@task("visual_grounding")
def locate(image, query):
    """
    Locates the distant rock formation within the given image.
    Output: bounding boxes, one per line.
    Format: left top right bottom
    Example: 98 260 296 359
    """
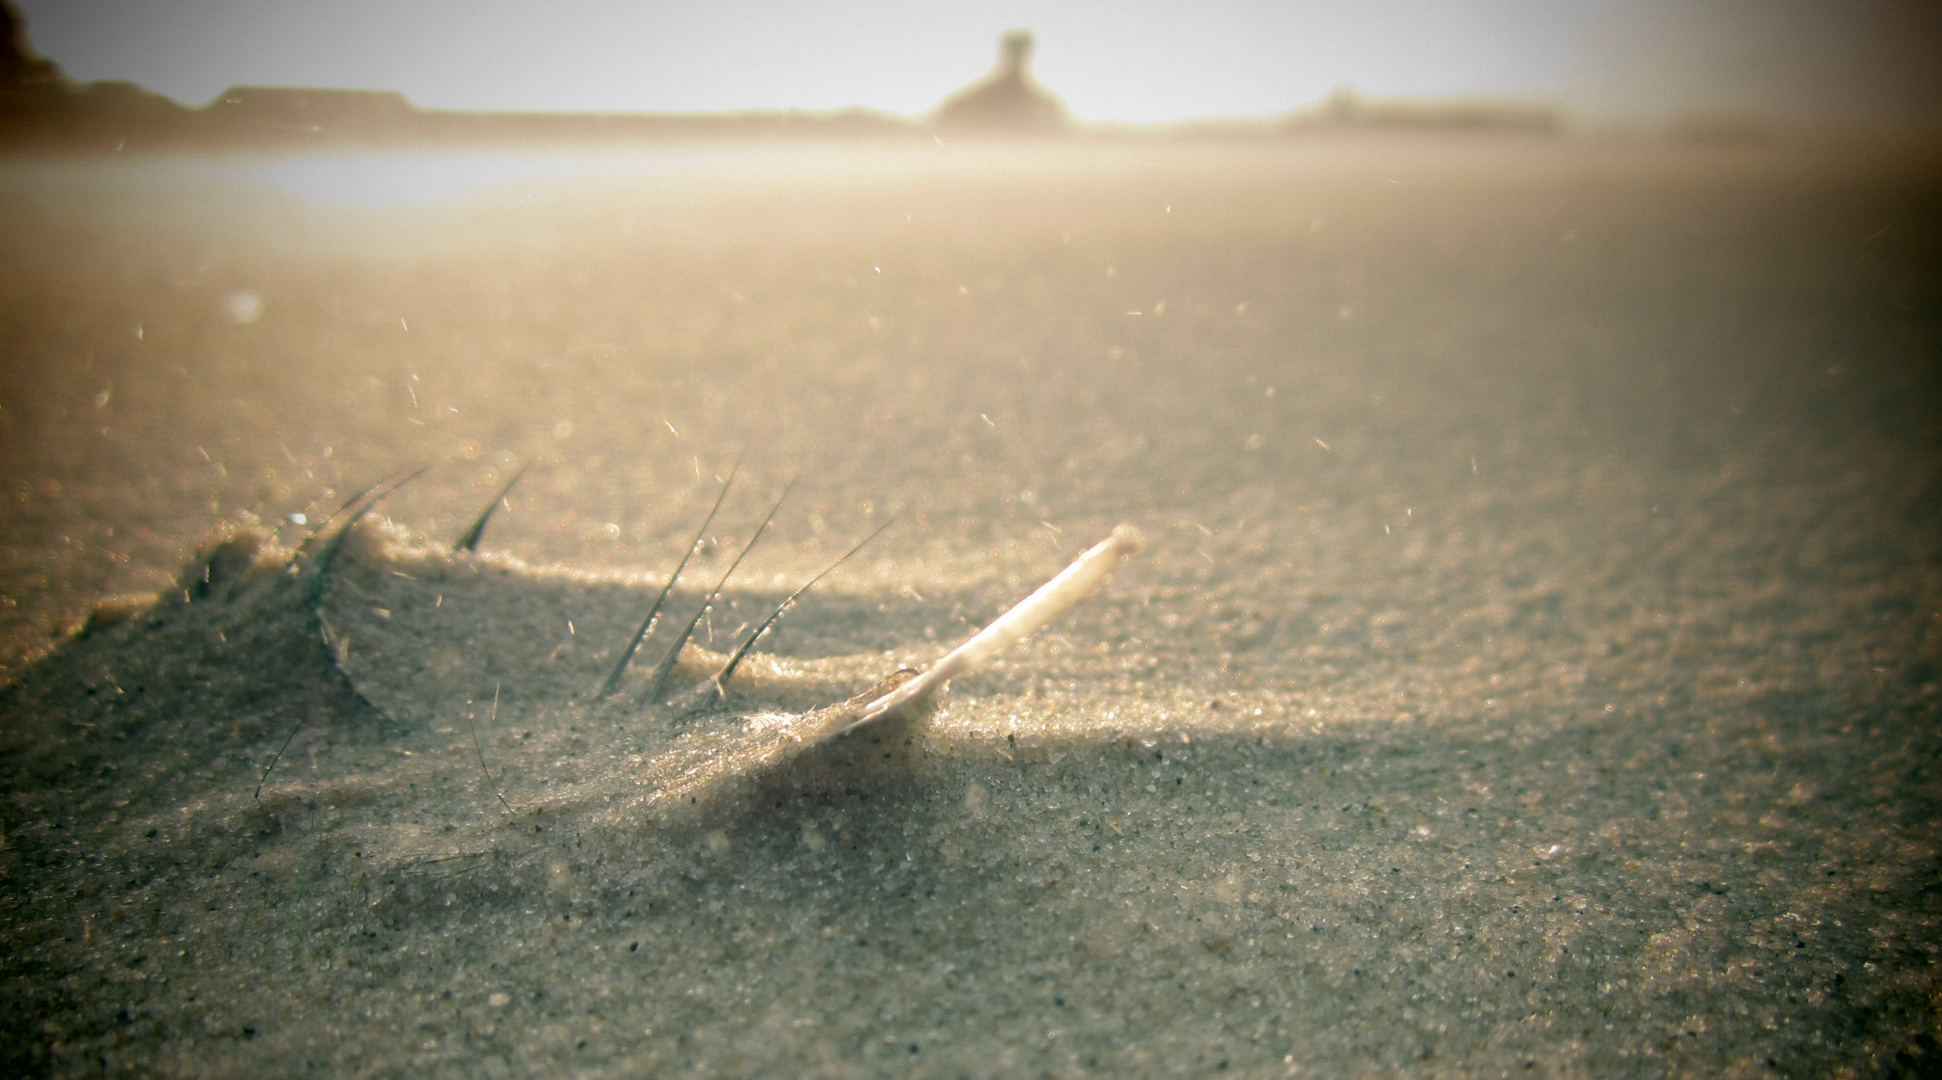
0 0 932 153
0 0 197 149
933 30 1069 134
1 0 66 118
1294 85 1561 134
205 86 419 141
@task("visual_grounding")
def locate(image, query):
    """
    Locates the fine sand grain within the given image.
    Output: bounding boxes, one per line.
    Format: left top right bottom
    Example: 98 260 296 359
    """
2 138 1939 1077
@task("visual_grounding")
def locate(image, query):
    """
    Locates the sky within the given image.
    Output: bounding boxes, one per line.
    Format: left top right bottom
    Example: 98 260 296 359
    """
16 0 1942 130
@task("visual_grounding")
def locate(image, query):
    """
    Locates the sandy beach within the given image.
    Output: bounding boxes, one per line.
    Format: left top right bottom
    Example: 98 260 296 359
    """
1 136 1938 1077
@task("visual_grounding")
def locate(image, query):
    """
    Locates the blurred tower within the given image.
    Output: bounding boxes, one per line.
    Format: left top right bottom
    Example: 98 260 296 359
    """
933 30 1069 134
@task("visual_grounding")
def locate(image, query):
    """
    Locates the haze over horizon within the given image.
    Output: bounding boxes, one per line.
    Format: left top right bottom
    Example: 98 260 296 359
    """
16 0 1942 133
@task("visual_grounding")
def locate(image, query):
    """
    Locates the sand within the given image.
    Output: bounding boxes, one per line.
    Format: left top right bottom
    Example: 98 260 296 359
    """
1 137 1939 1077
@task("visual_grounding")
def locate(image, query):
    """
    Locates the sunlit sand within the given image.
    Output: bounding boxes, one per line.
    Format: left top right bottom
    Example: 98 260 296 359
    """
2 137 1938 1077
